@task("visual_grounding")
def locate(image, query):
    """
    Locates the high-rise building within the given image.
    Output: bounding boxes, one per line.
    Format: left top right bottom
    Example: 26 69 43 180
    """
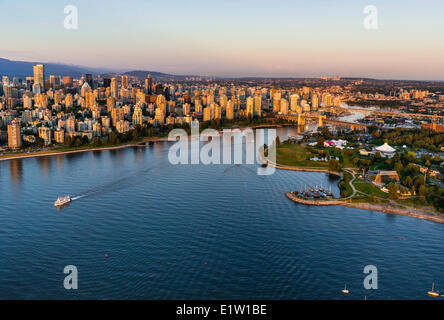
254 95 262 117
132 106 143 125
103 78 111 88
280 99 288 114
63 76 73 87
214 104 221 120
110 78 118 98
246 96 254 117
33 64 45 92
183 103 191 116
203 107 212 121
55 130 65 144
86 74 93 89
121 75 128 89
226 100 234 120
145 74 152 94
290 94 299 112
311 94 319 110
65 94 73 108
8 119 21 149
38 127 52 146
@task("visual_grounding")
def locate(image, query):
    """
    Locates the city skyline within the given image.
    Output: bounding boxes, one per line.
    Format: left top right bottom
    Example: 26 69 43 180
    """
1 0 443 80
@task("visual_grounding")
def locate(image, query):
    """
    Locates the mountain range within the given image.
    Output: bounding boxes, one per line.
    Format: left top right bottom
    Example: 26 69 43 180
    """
0 58 189 80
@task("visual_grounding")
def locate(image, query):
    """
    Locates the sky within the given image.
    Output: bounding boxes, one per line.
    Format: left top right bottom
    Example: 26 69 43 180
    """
1 0 443 80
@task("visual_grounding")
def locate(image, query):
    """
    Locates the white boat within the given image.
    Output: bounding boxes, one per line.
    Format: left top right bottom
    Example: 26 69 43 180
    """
428 283 439 298
342 284 349 294
54 195 72 207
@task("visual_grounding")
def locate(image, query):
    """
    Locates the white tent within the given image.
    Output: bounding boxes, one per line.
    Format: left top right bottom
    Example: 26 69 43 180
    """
376 143 396 153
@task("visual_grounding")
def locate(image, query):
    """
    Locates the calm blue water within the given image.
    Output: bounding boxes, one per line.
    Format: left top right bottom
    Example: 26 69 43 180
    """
0 128 443 300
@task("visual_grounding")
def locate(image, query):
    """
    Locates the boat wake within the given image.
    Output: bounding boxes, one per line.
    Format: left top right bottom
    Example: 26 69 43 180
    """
71 195 86 201
68 162 166 202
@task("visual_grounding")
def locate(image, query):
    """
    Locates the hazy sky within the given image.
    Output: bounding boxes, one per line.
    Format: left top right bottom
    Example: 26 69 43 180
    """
1 0 443 79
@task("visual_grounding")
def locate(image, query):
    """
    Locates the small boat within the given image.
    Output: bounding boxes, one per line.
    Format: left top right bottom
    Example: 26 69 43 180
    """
325 185 333 197
428 283 439 298
54 195 72 207
313 192 323 199
342 285 349 294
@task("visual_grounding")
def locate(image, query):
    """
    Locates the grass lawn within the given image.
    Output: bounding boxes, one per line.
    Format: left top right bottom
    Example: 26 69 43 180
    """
340 171 354 198
353 179 389 199
275 144 329 167
341 151 357 168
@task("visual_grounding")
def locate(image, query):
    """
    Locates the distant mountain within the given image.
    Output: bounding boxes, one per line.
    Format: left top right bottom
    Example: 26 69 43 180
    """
0 58 118 79
122 70 198 80
123 70 174 78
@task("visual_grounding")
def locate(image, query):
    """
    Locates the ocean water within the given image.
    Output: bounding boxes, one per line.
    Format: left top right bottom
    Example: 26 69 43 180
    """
0 128 443 299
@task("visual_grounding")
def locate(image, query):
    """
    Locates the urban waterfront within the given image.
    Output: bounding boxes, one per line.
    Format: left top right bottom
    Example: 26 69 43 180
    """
0 129 443 300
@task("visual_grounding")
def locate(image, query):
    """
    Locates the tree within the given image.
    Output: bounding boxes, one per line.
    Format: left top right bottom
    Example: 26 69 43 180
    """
328 159 342 172
108 131 117 144
64 135 72 147
387 182 399 199
132 130 139 141
394 161 403 173
418 185 428 198
91 137 102 147
316 136 325 148
35 137 45 148
374 152 382 161
403 176 413 188
425 160 431 167
406 152 417 163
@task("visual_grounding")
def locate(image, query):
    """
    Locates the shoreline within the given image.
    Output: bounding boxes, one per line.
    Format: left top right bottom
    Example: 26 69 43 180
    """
261 153 444 225
0 123 284 162
0 137 169 162
285 192 444 225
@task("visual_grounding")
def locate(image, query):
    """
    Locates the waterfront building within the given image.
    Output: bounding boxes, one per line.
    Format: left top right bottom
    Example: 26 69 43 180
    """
55 129 65 144
66 117 76 133
7 119 21 149
38 127 52 146
116 120 130 133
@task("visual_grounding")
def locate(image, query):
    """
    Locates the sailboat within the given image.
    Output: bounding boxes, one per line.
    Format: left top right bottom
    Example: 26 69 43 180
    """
428 283 439 298
342 284 349 294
